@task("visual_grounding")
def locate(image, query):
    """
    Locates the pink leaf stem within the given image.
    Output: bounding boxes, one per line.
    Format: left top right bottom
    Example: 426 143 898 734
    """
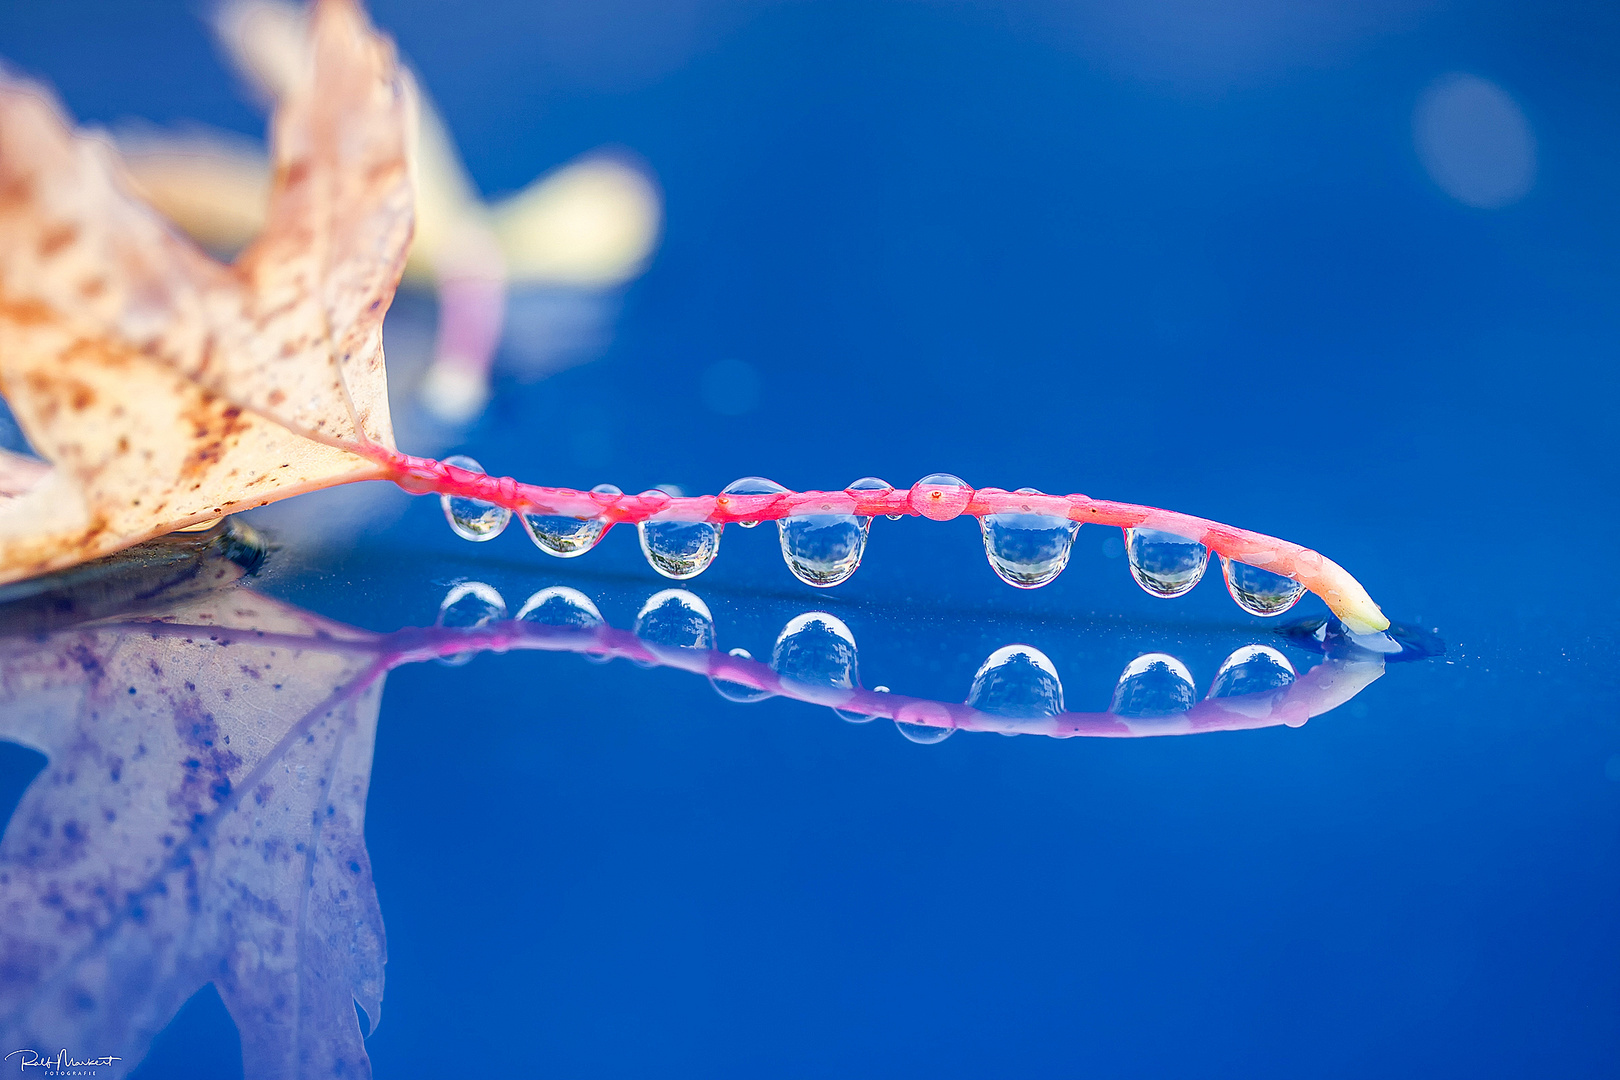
371 448 1389 633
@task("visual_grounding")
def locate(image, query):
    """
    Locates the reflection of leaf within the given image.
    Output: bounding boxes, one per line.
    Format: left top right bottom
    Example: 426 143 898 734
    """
0 575 388 1078
0 0 409 585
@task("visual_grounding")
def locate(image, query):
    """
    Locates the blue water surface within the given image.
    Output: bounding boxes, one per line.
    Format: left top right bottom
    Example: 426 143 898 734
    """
2 0 1618 1076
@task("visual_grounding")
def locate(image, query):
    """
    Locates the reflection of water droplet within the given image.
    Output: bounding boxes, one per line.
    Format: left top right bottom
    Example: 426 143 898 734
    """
908 473 971 521
515 586 604 630
633 590 716 656
1220 557 1305 617
638 518 723 579
1126 527 1208 598
836 684 889 724
967 644 1065 718
771 613 859 704
720 476 788 528
521 483 620 556
895 700 954 744
1207 645 1296 698
980 492 1079 588
779 513 870 587
711 646 775 703
436 581 507 666
440 455 511 541
1109 653 1196 717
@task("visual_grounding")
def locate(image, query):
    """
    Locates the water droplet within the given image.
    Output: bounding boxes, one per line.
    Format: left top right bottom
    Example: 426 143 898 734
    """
521 483 620 557
771 612 860 711
632 590 716 662
979 492 1079 588
435 581 507 666
844 476 900 520
908 473 972 521
966 645 1066 718
720 476 788 527
778 512 870 587
895 700 955 743
638 519 723 579
439 455 510 541
515 586 604 630
711 646 776 704
847 476 893 494
1208 645 1297 698
1109 653 1197 717
1220 557 1306 617
1277 616 1445 662
1125 527 1209 598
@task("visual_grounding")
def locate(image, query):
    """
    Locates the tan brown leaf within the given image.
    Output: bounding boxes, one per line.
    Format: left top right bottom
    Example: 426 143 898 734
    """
0 0 411 586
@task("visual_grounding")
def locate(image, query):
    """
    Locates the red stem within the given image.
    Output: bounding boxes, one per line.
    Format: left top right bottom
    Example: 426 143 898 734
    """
366 446 1390 634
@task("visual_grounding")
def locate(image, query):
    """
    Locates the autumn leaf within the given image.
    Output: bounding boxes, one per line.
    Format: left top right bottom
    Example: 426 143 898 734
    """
0 0 410 586
0 537 388 1079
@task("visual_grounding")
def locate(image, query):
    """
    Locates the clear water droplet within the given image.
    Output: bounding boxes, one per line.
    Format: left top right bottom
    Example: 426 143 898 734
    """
908 472 972 521
895 700 955 743
638 519 723 579
1125 527 1209 598
843 475 900 520
966 645 1066 718
778 512 870 587
1220 557 1306 616
515 586 604 630
521 483 620 557
435 581 507 666
979 498 1079 588
1208 644 1297 698
720 476 788 527
632 590 716 663
1109 653 1197 717
710 646 776 703
439 455 510 541
771 613 860 711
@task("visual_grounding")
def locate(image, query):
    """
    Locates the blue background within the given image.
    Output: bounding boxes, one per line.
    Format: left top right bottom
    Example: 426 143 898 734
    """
2 0 1619 1076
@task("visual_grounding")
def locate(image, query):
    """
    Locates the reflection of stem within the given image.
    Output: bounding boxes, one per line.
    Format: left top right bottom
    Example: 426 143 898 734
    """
383 623 1385 738
365 448 1388 634
111 617 1384 739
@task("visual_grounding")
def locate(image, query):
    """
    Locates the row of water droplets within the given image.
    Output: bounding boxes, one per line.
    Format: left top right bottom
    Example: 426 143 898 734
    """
436 582 1304 743
439 461 1306 617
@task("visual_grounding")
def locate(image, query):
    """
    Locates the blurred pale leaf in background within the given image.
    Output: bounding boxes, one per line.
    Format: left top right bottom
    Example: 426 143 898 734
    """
122 0 664 426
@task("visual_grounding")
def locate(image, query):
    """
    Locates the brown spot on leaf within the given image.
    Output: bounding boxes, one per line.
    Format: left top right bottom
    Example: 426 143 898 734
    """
178 395 251 480
37 222 78 258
